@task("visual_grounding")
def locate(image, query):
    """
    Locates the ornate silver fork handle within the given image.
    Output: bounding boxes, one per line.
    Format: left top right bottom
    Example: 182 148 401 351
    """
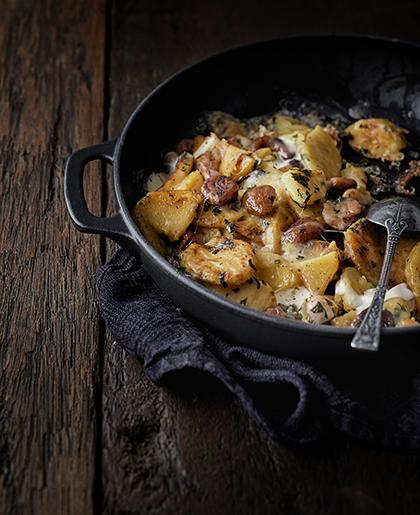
350 216 408 352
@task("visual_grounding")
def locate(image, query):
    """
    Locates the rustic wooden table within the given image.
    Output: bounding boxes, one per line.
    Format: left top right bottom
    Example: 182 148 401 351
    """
2 1 420 514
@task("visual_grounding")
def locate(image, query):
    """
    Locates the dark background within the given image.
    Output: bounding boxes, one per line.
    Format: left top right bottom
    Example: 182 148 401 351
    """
1 1 420 514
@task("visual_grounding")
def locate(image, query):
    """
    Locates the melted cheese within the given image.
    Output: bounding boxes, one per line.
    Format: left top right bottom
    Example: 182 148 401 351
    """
275 286 310 310
335 280 415 314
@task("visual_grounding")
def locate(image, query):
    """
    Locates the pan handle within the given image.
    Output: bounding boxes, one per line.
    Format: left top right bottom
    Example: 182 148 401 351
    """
64 140 138 253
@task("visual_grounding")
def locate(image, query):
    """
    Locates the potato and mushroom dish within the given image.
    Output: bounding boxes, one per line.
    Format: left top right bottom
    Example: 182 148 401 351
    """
132 110 420 327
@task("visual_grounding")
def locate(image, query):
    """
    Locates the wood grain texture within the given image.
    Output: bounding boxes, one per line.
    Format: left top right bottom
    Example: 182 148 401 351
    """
102 1 420 515
0 1 105 513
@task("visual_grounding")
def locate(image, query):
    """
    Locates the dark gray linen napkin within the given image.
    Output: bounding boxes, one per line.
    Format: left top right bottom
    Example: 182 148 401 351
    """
96 249 420 448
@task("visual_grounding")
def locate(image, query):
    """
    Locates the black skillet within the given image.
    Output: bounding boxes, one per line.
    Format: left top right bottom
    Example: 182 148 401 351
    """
64 35 420 368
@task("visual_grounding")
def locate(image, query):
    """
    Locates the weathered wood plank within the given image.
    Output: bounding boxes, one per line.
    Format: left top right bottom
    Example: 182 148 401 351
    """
0 1 106 513
102 1 420 514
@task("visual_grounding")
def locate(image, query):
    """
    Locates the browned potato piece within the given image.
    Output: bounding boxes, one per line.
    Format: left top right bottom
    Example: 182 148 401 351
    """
345 118 407 161
180 237 255 287
287 200 323 223
132 212 167 255
274 115 311 135
234 215 266 245
303 126 342 179
391 238 417 284
196 205 244 228
210 280 276 311
344 218 383 284
282 168 327 208
218 139 256 180
344 219 416 285
331 310 357 327
134 190 202 241
405 243 420 298
383 297 416 324
193 227 223 245
261 206 296 254
159 152 194 190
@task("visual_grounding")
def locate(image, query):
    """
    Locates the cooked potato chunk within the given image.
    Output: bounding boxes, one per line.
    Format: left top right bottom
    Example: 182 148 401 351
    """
180 237 255 287
391 238 417 284
196 205 244 228
160 152 194 190
287 199 323 222
193 227 223 245
233 215 266 245
282 240 340 264
260 205 295 254
405 242 420 296
344 218 416 285
345 118 407 161
331 310 357 327
274 115 311 136
383 297 416 324
174 170 204 192
282 168 327 208
303 126 342 179
131 212 167 255
135 190 202 241
218 139 256 180
255 250 301 290
294 250 340 295
210 280 276 311
344 218 383 284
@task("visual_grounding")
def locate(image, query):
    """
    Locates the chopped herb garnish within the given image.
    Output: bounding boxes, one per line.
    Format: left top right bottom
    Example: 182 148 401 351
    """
226 222 236 233
291 171 310 189
310 301 326 314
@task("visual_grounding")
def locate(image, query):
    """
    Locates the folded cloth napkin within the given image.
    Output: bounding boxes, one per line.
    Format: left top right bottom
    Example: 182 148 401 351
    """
97 249 420 448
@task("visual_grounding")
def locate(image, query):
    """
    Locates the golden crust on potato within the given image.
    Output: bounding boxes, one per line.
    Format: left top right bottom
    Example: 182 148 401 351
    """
406 243 420 296
344 218 384 284
133 190 202 242
281 168 327 208
303 126 342 179
180 237 255 287
345 118 407 161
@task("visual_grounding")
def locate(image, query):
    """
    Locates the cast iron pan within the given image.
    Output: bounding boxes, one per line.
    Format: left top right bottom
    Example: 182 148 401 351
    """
65 35 420 368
